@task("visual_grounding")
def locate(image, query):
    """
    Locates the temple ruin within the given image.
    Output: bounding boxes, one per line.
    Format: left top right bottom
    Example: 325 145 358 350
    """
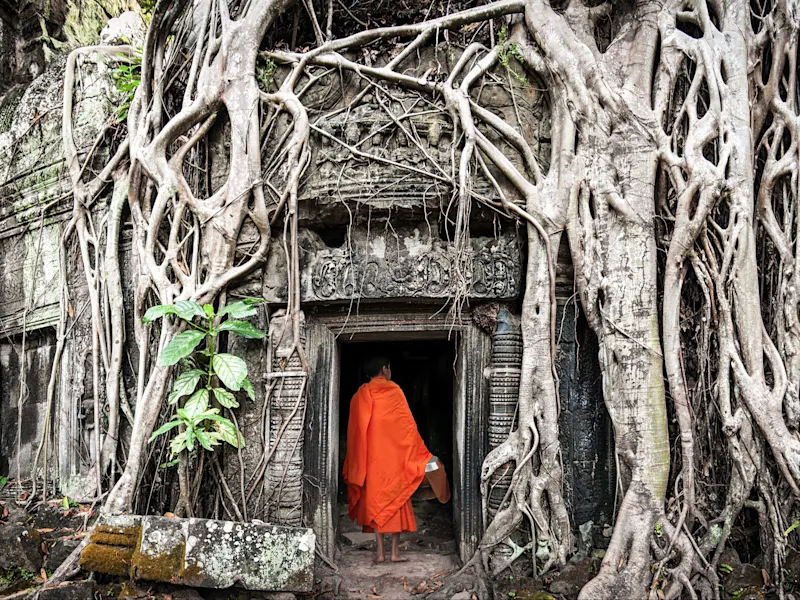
0 25 614 570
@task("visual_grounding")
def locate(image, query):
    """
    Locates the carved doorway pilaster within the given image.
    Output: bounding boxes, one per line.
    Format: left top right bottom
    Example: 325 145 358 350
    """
301 308 491 563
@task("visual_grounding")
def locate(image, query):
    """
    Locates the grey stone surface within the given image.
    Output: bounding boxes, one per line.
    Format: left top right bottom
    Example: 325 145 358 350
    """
44 538 80 572
263 227 522 304
100 11 146 46
168 590 205 600
82 514 315 592
341 532 374 548
36 580 96 600
181 517 314 591
0 524 43 572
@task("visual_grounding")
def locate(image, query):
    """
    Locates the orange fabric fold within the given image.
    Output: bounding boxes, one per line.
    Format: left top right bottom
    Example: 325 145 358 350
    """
342 376 432 532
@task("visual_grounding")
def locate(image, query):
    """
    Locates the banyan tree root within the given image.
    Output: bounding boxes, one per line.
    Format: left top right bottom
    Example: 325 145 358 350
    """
48 0 800 598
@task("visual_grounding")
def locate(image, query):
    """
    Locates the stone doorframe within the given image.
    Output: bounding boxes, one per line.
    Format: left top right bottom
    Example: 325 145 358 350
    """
302 307 492 562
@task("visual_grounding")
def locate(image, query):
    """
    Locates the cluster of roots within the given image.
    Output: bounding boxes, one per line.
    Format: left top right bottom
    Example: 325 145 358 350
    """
32 0 800 598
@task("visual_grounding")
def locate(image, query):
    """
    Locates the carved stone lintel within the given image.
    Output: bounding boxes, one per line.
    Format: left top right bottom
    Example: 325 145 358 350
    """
263 226 522 304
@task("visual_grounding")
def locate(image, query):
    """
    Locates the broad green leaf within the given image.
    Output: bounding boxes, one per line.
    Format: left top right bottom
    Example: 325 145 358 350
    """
170 430 189 455
215 418 245 448
159 330 206 366
148 419 181 443
217 300 258 319
195 429 219 451
168 369 204 404
177 407 191 422
143 304 175 323
184 388 210 419
185 426 196 451
216 320 266 339
195 408 221 419
785 521 800 536
212 353 248 391
203 304 215 318
213 387 239 408
174 300 207 322
241 378 255 401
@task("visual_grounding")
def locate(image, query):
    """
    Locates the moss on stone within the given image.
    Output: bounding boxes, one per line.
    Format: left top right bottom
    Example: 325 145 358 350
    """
79 543 135 576
130 539 186 583
90 532 138 547
61 0 141 49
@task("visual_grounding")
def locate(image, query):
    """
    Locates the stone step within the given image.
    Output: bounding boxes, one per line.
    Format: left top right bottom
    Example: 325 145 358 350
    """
80 514 314 592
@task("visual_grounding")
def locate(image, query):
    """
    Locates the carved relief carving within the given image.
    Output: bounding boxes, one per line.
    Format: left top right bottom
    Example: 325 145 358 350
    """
300 229 520 302
300 91 477 207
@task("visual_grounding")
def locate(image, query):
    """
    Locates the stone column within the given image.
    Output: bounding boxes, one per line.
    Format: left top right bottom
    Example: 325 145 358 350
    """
266 311 307 526
486 308 522 515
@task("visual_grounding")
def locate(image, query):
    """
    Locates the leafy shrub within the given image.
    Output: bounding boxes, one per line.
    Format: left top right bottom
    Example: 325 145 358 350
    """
144 298 266 462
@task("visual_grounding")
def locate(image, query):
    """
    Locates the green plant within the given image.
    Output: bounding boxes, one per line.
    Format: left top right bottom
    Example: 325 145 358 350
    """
495 25 528 85
784 521 799 536
719 563 733 574
18 569 35 583
256 59 277 91
60 495 78 510
145 298 266 460
111 52 142 122
0 475 7 491
654 521 663 537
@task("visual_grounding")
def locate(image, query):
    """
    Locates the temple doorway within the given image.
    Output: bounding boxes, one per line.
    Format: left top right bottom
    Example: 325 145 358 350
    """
337 339 457 554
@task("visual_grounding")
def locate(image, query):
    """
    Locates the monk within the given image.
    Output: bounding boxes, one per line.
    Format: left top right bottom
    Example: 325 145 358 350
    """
342 356 432 563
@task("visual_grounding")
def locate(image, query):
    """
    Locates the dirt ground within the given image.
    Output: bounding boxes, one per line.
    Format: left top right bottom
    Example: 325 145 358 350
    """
334 498 462 599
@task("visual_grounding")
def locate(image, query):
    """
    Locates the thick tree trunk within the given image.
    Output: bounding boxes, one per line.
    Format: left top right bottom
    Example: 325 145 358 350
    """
576 129 669 599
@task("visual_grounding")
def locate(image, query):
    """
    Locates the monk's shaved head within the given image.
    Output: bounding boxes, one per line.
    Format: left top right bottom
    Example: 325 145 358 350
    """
364 355 391 379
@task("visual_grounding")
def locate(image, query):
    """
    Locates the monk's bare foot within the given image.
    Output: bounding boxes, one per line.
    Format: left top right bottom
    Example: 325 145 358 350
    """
373 555 385 564
390 556 409 562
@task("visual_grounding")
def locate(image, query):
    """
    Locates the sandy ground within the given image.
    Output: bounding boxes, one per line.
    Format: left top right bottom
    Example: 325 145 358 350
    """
335 498 461 599
336 546 461 599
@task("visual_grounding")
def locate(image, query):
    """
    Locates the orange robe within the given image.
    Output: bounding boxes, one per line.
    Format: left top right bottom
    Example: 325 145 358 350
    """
342 376 432 533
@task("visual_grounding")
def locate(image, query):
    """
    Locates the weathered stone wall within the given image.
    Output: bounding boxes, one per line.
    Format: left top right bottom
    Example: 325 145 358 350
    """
0 48 121 494
0 1 139 97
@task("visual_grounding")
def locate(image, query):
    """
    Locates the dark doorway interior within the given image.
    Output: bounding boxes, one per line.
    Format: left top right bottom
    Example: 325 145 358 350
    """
337 339 456 551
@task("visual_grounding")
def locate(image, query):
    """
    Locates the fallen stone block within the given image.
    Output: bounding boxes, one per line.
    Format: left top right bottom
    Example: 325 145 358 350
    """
44 539 81 572
79 515 139 577
0 524 43 572
80 514 315 592
36 580 96 600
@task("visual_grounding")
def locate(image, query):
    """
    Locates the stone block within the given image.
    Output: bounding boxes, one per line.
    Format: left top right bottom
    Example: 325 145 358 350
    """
36 580 96 600
44 539 80 572
263 227 522 304
81 514 315 592
79 514 139 577
179 518 314 591
0 524 43 572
